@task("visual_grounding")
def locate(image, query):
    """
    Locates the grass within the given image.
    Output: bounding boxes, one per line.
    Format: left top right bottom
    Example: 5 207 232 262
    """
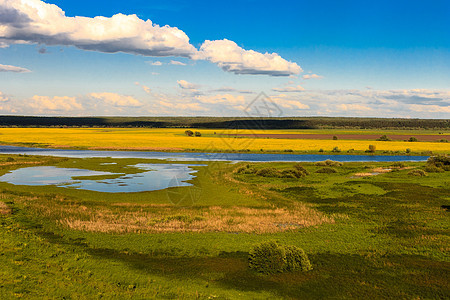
0 127 449 154
0 154 449 299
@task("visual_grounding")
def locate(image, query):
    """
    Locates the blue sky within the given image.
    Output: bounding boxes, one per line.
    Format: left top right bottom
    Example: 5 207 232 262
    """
0 0 449 117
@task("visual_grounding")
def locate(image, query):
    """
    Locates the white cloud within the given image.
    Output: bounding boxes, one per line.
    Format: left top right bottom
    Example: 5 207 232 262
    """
169 60 186 66
302 74 323 80
89 92 143 107
177 80 199 90
0 63 31 73
148 61 162 66
0 0 303 77
336 103 373 111
142 85 151 94
0 0 196 57
272 85 305 92
197 94 245 105
29 95 83 112
0 91 9 101
195 39 301 76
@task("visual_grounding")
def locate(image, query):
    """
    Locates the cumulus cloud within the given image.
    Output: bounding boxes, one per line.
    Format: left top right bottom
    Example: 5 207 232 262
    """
0 91 9 102
29 95 82 112
195 39 301 76
89 92 143 107
169 60 186 66
302 74 323 80
177 80 199 90
0 63 31 72
0 0 302 76
148 61 162 66
0 0 196 57
272 85 305 92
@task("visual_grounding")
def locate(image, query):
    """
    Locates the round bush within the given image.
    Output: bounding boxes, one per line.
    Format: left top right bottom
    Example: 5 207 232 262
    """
249 241 312 274
284 245 313 272
248 241 286 274
293 163 310 175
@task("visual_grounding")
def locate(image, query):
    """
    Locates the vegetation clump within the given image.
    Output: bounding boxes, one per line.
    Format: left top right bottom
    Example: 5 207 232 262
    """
315 160 343 167
293 163 310 176
316 167 338 173
366 145 376 153
427 155 450 172
377 135 391 141
331 147 341 153
408 136 418 142
248 241 312 274
184 130 194 136
408 169 427 176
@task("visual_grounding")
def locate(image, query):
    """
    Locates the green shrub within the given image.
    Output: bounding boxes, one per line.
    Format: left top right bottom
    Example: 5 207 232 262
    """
408 136 418 142
6 157 15 162
424 165 444 173
184 130 194 136
439 139 448 143
249 241 312 274
406 148 411 153
315 160 343 167
318 149 324 152
377 135 391 141
194 131 202 137
256 167 280 177
332 136 338 140
280 168 305 178
293 163 310 176
248 241 286 274
316 167 338 173
390 162 406 168
366 145 376 153
331 147 341 153
235 164 256 174
408 169 427 176
284 245 313 272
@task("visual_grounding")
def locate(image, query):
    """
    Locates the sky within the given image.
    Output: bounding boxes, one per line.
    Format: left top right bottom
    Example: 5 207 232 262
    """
0 0 449 118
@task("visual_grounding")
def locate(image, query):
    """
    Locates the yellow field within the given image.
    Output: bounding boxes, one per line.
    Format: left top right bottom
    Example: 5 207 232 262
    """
0 128 449 153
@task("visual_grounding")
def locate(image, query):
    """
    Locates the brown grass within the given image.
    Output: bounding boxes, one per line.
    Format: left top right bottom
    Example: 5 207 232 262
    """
0 201 11 215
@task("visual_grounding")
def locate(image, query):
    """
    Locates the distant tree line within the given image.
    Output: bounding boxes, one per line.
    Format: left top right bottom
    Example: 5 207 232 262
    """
0 116 448 130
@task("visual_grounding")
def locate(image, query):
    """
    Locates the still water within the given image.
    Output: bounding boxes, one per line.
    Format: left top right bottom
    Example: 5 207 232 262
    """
0 164 199 193
0 146 429 162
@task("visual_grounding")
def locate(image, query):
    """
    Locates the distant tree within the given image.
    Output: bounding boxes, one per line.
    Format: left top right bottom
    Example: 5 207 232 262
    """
366 145 376 153
377 135 390 141
408 137 418 142
332 136 338 140
331 147 341 153
194 131 202 137
185 130 194 136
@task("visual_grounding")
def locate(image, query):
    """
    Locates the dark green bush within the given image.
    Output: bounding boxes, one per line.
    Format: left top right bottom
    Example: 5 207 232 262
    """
316 167 338 173
331 147 341 153
425 165 444 173
6 157 15 162
377 135 391 141
194 131 202 137
390 162 406 168
184 130 193 136
235 164 256 174
249 241 312 274
284 245 313 272
408 136 418 142
248 241 286 274
408 169 427 176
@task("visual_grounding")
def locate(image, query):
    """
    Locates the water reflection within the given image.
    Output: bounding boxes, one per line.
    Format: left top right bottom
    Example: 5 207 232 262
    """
0 164 201 193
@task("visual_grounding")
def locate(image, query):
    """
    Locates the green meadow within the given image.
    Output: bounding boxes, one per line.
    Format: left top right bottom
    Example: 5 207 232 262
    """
0 154 449 299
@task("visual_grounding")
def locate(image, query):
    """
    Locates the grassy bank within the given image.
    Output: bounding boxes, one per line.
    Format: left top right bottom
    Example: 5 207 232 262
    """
0 154 449 298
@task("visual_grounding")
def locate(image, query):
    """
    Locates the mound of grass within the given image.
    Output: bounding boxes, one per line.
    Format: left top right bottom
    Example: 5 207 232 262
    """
316 167 338 173
427 155 450 171
248 241 312 274
315 160 343 167
408 169 428 176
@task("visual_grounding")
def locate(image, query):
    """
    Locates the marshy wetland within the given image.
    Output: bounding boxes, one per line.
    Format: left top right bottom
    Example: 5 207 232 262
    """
0 145 449 298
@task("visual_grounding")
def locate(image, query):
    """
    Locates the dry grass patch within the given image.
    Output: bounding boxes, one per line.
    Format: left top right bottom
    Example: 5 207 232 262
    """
0 201 12 215
42 202 333 234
